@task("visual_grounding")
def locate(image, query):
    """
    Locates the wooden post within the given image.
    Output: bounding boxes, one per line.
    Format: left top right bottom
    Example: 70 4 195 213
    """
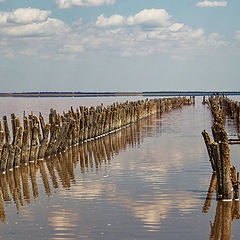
2 116 11 144
38 123 51 160
211 143 222 199
219 141 232 200
21 119 30 165
0 144 9 173
29 124 39 163
11 113 17 144
14 120 23 168
231 167 240 201
202 130 215 171
45 123 58 157
0 126 5 159
7 144 15 170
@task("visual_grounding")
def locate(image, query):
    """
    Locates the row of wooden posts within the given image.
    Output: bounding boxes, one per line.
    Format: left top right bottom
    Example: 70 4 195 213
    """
0 118 149 223
202 96 240 201
219 96 240 122
0 96 193 174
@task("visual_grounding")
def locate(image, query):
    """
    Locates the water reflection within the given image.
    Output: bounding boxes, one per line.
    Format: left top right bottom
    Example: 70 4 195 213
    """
0 116 146 223
203 173 240 240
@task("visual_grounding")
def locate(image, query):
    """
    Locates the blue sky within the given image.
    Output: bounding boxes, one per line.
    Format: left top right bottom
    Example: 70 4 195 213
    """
0 0 239 92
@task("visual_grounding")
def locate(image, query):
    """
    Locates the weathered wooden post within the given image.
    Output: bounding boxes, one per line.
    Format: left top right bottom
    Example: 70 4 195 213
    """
3 116 11 144
211 142 223 199
7 145 15 170
0 123 5 159
202 130 216 171
231 167 240 201
0 144 9 173
21 118 30 165
38 123 51 160
13 118 23 168
29 124 39 163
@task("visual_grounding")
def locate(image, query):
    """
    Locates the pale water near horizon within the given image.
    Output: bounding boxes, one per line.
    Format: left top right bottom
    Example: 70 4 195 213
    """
0 96 239 240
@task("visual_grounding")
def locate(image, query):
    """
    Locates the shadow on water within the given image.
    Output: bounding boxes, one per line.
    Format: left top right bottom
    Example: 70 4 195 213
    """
0 114 156 223
203 172 240 240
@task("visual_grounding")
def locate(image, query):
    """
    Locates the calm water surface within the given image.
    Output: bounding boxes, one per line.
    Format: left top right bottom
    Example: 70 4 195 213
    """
0 97 239 240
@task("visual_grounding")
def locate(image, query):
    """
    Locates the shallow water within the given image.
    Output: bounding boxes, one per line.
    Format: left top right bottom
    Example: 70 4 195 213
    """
0 96 239 240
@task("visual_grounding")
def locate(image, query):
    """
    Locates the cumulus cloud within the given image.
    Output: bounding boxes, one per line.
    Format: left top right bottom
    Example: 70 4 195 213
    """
126 9 171 27
196 1 227 7
0 8 69 37
96 9 171 28
1 18 69 36
96 14 124 27
55 0 115 9
0 8 51 24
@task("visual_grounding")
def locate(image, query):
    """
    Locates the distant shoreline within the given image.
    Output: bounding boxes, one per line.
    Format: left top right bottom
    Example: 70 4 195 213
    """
0 91 240 97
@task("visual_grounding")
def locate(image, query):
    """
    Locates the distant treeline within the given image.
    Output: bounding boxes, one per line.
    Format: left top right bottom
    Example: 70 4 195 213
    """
0 91 240 97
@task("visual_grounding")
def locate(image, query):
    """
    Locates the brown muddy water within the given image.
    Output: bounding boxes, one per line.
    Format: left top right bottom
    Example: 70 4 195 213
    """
0 96 240 240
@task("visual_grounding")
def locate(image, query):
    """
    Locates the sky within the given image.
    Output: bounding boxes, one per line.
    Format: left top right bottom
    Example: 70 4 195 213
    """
0 0 239 92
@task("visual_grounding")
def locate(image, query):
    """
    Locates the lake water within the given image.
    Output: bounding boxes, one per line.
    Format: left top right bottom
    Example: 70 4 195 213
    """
0 96 239 240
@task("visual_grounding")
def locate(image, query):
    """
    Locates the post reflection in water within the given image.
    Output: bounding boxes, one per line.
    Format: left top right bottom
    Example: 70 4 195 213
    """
203 173 240 240
0 116 146 223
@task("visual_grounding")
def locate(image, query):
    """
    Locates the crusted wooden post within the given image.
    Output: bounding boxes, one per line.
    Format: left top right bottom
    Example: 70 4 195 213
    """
0 123 5 161
21 118 30 165
7 144 15 170
38 123 51 160
231 167 239 201
45 123 58 157
55 121 70 153
220 142 231 200
11 113 17 144
0 144 9 173
29 124 39 163
3 116 11 144
14 118 22 168
202 130 215 171
236 172 239 200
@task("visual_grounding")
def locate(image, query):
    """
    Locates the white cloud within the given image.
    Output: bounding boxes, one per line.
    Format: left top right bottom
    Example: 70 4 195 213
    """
196 1 227 7
1 18 69 36
234 30 240 40
96 9 171 28
0 8 51 24
9 8 51 24
0 8 69 37
126 9 171 27
96 14 124 27
55 0 115 9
